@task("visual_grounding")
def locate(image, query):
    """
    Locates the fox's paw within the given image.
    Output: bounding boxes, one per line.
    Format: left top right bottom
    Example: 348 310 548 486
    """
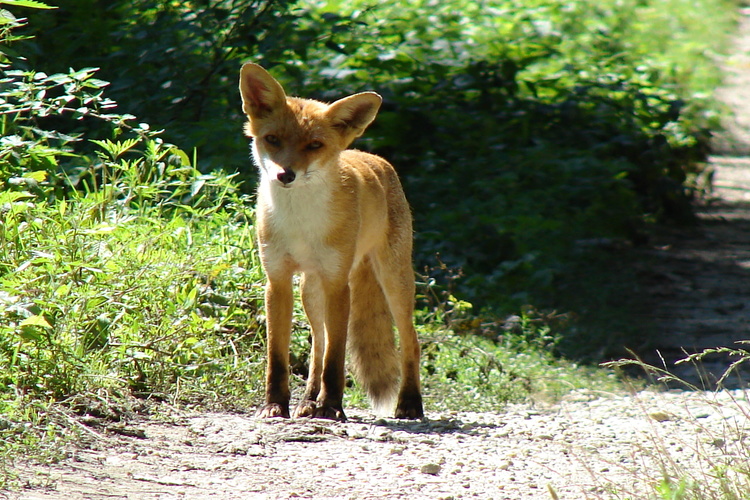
292 400 318 419
313 405 347 422
292 400 347 421
256 403 290 419
395 394 424 419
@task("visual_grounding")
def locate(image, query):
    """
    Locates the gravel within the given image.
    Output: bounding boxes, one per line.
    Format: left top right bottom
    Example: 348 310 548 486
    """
6 388 749 500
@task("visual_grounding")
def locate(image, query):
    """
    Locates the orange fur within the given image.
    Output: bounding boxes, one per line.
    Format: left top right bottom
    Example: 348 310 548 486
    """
239 63 423 420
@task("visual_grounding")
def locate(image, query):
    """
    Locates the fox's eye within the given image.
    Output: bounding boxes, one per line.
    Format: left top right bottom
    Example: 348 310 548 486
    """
264 135 280 146
306 141 323 151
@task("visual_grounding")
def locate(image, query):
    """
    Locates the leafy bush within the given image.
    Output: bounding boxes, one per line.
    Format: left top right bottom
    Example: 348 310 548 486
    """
16 0 734 321
13 0 347 171
285 0 731 310
1 4 266 411
0 188 263 399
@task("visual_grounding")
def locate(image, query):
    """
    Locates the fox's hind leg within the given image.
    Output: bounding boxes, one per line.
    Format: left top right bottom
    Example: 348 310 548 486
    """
372 251 423 419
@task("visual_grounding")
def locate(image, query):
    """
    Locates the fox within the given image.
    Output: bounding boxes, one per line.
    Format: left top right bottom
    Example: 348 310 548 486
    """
238 63 424 421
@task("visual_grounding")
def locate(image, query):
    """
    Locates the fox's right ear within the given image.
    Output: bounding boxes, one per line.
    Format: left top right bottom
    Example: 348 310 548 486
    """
239 63 287 118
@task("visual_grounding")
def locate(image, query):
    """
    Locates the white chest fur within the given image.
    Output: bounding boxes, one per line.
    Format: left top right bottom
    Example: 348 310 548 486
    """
258 174 341 275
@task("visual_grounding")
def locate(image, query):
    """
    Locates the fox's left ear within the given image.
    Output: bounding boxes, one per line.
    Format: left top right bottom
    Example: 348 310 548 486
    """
327 92 382 138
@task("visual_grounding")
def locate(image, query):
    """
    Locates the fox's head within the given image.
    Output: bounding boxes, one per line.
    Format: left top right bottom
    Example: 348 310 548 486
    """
239 63 382 188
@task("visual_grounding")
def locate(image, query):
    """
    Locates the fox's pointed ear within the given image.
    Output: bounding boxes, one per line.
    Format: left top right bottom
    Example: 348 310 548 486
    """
239 63 287 118
327 92 382 138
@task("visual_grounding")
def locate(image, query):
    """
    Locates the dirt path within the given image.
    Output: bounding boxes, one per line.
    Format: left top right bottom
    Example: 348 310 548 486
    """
637 7 750 385
5 389 749 500
637 155 750 386
5 7 750 500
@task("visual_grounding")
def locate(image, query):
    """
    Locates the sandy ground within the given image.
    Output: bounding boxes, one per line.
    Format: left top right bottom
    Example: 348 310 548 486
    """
4 389 749 500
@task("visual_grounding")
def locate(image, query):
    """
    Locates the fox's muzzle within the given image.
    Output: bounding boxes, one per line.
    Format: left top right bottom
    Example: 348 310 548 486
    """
277 169 296 185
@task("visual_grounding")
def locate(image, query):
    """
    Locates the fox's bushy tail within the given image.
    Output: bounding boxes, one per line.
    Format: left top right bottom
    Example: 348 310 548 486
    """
347 258 400 415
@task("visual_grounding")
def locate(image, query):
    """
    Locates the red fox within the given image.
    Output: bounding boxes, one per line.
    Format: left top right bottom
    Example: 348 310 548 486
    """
239 63 423 420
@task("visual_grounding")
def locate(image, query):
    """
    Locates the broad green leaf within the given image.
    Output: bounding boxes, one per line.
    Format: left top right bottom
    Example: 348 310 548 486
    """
170 147 191 167
54 283 70 297
19 327 43 342
0 191 33 204
0 8 16 24
0 0 56 9
190 179 206 198
23 170 48 182
86 296 108 309
19 315 51 328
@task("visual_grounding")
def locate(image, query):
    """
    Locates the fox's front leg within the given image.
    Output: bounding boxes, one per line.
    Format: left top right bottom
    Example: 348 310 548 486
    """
257 275 294 418
317 282 350 420
295 279 350 421
293 274 325 418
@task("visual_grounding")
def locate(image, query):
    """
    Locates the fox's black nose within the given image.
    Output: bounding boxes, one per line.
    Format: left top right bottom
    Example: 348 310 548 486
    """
277 169 296 185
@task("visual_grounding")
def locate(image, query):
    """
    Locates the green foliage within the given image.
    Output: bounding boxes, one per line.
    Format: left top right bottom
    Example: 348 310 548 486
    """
0 64 145 196
284 0 732 310
14 0 342 171
0 128 269 452
418 314 623 411
0 8 269 453
0 183 262 401
16 0 735 320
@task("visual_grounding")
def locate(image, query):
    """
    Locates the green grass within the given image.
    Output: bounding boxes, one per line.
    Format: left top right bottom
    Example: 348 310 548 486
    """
417 325 625 411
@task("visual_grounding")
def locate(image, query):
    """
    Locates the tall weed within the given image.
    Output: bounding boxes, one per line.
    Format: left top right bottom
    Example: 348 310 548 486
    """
602 354 750 500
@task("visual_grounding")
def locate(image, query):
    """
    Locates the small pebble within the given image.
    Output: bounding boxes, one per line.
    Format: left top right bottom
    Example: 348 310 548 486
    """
649 412 673 422
421 463 441 475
